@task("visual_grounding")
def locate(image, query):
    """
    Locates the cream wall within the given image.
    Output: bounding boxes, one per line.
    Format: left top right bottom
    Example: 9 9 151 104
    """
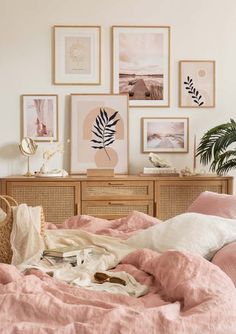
0 0 236 189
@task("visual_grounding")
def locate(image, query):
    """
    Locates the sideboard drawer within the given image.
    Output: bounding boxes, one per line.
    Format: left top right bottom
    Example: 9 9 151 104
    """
82 200 153 219
81 181 153 200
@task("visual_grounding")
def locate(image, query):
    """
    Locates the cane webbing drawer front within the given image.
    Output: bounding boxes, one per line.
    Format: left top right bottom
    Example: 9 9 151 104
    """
156 180 228 220
82 181 153 200
82 200 153 219
6 182 80 224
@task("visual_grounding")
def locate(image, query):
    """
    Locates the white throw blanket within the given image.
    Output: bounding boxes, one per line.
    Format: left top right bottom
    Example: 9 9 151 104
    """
10 204 146 296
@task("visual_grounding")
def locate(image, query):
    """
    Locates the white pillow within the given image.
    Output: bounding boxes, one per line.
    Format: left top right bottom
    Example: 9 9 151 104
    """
126 212 236 260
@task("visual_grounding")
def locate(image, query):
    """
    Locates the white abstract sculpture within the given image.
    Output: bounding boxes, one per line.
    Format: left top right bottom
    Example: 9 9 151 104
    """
148 152 171 168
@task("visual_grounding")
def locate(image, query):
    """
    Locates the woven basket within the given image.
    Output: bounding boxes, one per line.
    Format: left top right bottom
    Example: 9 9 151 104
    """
0 195 45 264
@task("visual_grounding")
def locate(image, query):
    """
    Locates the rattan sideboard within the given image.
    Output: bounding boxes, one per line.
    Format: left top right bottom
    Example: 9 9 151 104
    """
0 175 233 223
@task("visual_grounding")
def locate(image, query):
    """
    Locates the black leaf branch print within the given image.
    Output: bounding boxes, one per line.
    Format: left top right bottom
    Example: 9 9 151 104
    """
184 76 204 106
91 108 120 160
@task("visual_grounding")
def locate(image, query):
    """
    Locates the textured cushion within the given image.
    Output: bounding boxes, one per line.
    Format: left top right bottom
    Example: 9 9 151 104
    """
187 191 236 218
212 242 236 286
126 212 236 260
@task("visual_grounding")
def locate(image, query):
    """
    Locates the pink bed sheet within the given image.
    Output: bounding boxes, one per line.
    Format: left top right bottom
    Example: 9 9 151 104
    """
0 249 236 333
1 211 236 333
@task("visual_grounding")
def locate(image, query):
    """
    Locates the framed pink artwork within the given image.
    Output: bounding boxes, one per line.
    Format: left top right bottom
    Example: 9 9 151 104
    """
22 94 58 142
112 26 170 107
70 94 129 174
142 117 189 153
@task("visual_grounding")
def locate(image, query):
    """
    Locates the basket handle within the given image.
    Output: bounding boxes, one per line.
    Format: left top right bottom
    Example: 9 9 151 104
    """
0 195 18 227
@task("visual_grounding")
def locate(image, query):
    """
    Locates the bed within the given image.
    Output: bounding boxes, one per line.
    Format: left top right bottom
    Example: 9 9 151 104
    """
0 191 236 333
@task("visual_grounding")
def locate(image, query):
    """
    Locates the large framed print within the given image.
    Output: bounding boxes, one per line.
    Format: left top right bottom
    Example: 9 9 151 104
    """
22 94 58 142
142 117 189 153
53 25 101 85
70 94 129 174
112 26 170 107
179 60 215 108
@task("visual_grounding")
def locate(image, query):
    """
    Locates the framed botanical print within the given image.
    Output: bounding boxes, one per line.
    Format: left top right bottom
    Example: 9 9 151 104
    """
112 26 170 107
179 60 215 108
22 94 58 142
142 117 189 153
70 94 129 174
53 25 101 85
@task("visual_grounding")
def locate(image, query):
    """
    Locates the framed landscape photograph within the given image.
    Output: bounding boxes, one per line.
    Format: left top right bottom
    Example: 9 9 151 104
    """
70 94 128 174
112 26 170 107
22 94 58 142
179 60 215 108
142 117 189 153
53 25 101 85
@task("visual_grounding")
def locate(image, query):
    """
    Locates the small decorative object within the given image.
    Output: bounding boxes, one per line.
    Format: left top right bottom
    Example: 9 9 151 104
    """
148 152 171 168
179 60 215 108
37 142 68 177
86 169 114 177
19 137 38 176
196 119 236 175
53 25 101 85
22 95 58 142
180 167 192 177
142 117 189 153
112 26 170 107
70 94 128 174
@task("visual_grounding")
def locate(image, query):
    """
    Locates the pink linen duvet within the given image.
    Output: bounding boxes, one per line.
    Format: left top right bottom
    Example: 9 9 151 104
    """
0 211 236 333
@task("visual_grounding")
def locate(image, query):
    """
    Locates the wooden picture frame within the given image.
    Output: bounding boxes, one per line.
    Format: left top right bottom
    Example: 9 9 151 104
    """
22 94 58 142
142 117 189 153
70 94 129 174
179 60 215 108
53 25 101 85
112 25 170 107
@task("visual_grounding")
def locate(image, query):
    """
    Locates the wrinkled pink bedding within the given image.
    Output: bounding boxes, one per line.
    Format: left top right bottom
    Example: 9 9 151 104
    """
46 210 160 239
0 250 236 333
1 211 236 333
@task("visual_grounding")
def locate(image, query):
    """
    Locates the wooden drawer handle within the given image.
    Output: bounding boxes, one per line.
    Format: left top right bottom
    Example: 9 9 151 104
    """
108 202 125 206
108 182 124 186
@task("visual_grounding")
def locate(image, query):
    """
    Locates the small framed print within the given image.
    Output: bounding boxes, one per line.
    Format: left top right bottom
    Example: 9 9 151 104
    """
70 94 129 174
53 25 101 85
179 60 215 108
142 117 189 153
112 26 170 107
22 94 58 142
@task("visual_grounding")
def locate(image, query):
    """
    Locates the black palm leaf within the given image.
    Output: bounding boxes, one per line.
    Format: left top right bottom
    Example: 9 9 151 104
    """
196 119 236 175
90 108 120 160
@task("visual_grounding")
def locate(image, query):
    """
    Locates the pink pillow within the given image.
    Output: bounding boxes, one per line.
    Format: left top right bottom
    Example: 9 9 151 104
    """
187 191 236 218
212 242 236 286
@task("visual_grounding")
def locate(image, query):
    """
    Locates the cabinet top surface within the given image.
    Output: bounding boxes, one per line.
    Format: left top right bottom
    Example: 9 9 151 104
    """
0 174 233 182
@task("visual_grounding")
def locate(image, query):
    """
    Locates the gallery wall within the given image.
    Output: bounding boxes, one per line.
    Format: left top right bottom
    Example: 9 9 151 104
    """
0 0 236 189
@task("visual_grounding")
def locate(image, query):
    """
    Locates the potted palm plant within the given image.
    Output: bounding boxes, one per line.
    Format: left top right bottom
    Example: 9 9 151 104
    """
196 119 236 175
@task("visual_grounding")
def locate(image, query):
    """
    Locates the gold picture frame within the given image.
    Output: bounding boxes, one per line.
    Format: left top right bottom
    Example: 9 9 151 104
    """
179 60 215 108
112 25 170 107
21 94 58 142
70 94 129 174
142 117 189 153
53 25 101 85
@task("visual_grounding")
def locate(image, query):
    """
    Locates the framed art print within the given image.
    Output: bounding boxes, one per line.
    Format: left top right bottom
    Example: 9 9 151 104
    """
22 94 58 142
70 94 128 174
179 60 215 108
112 26 170 107
142 117 189 153
53 25 101 85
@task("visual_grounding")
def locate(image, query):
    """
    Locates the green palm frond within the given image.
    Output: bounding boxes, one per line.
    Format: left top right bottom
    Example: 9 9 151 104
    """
196 119 236 175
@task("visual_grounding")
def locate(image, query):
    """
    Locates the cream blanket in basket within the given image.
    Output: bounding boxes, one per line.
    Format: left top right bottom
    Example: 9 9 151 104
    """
10 204 44 267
